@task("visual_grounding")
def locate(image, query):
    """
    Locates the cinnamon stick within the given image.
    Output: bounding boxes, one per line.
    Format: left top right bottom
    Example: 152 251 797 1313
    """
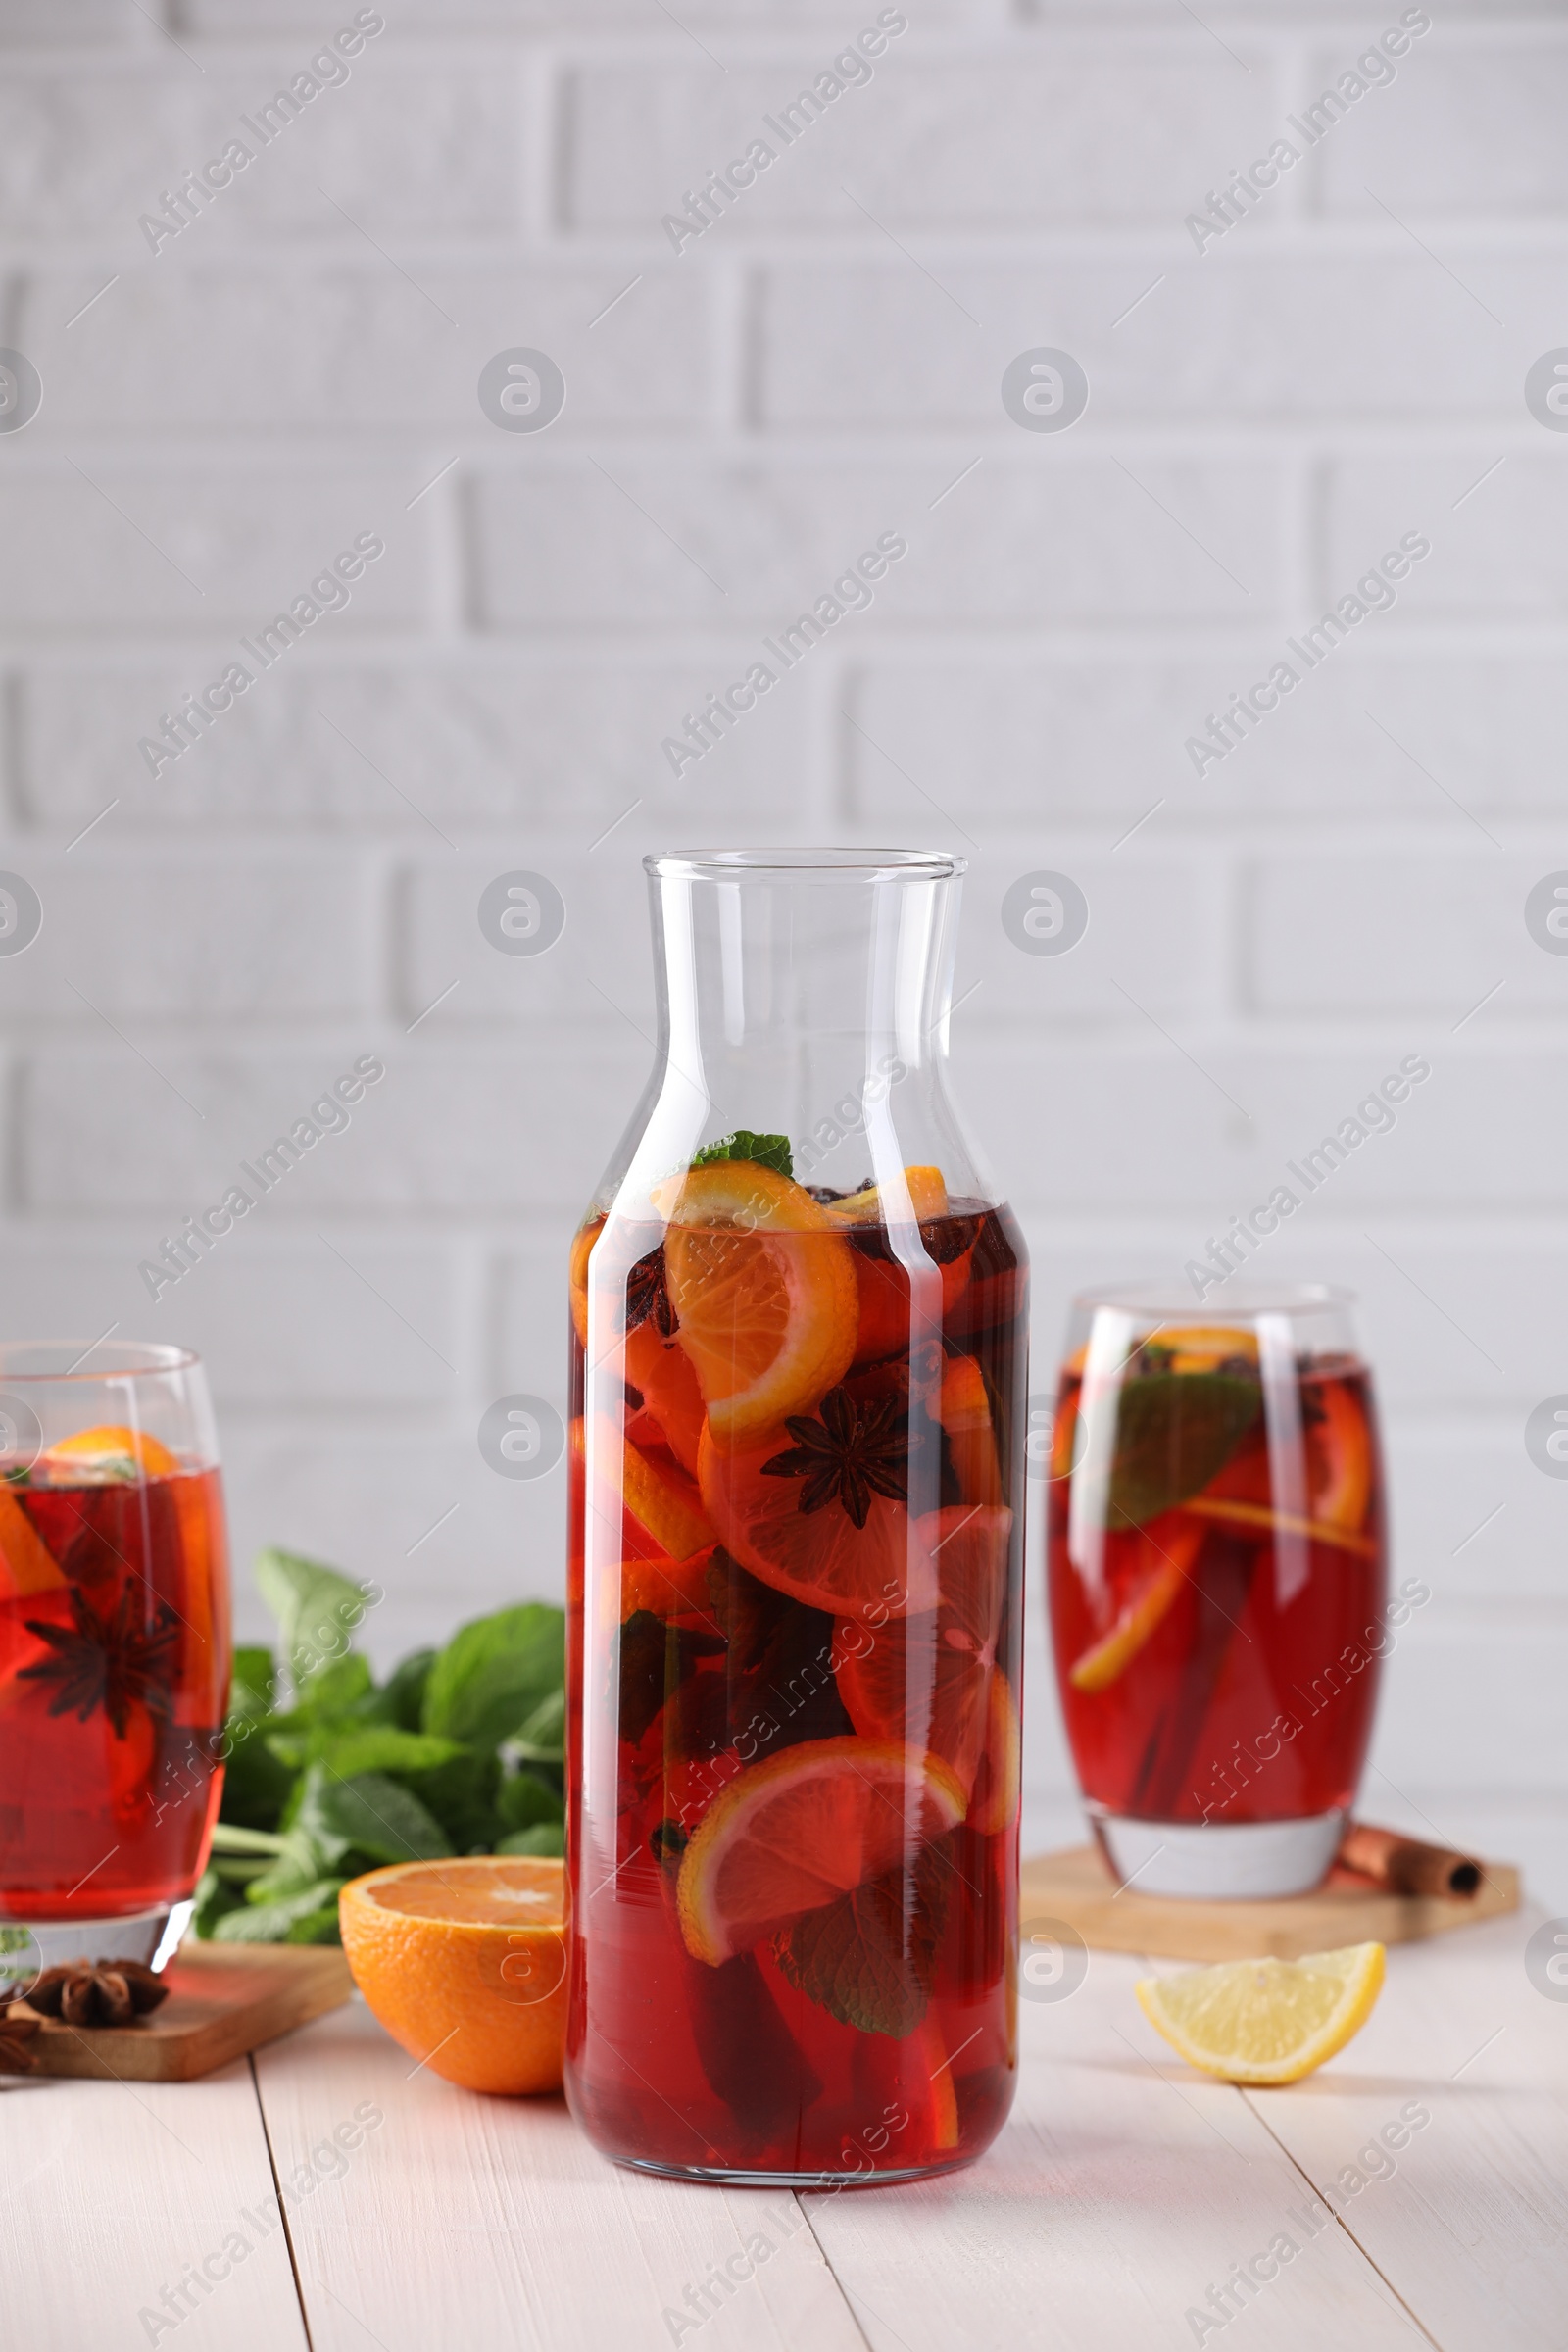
1338 1822 1482 1899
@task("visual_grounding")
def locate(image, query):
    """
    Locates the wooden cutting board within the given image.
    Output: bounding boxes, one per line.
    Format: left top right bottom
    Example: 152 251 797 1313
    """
1021 1843 1520 1964
6 1940 354 2082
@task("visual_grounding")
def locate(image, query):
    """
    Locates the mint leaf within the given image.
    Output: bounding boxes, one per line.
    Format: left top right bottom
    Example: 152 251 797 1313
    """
291 1651 375 1720
508 1685 565 1765
774 1841 952 2038
691 1130 793 1178
214 1880 346 1943
254 1546 373 1688
242 1819 340 1904
496 1823 564 1857
220 1712 296 1833
298 1729 500 1852
497 1766 564 1836
305 1726 466 1780
422 1603 565 1753
229 1646 278 1720
1107 1371 1262 1530
192 1865 246 1939
299 1768 452 1866
383 1646 436 1731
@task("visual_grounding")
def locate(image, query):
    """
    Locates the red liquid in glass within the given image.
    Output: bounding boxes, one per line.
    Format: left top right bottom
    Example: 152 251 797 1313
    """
566 1197 1027 2180
0 1467 230 1919
1049 1355 1386 1826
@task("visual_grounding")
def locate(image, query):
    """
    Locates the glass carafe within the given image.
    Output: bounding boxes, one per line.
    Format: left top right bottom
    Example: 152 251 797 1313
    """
564 849 1029 2185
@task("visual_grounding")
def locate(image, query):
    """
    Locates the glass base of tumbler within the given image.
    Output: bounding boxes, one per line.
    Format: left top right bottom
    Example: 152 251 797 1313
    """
1091 1808 1347 1899
0 1901 187 1996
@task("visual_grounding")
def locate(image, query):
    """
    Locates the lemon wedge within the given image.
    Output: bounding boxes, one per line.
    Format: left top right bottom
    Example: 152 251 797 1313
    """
1136 1942 1386 2084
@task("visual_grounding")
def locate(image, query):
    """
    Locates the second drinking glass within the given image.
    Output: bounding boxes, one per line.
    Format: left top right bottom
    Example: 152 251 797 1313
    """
1048 1286 1388 1898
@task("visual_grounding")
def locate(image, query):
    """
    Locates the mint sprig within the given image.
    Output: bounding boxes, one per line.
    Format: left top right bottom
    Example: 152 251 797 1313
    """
198 1564 566 1944
691 1130 793 1178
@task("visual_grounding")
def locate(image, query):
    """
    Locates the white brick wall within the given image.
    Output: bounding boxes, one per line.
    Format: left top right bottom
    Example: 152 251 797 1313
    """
1 0 1564 1901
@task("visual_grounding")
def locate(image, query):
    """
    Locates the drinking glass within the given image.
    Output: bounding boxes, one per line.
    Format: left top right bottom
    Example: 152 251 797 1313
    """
1047 1286 1387 1898
564 849 1028 2184
0 1343 230 1983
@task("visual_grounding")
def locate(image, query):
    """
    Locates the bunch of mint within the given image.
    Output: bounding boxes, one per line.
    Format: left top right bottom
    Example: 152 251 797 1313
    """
195 1548 564 1946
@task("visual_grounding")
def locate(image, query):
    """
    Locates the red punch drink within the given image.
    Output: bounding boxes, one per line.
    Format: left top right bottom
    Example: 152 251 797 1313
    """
1047 1290 1388 1899
566 1167 1027 2182
0 1346 231 1974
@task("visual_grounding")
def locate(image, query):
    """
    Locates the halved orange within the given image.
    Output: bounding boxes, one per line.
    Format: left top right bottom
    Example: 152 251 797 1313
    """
656 1162 858 1446
676 1738 966 1965
37 1424 181 1484
698 1419 940 1621
1067 1512 1205 1691
834 1504 1010 1795
339 1856 566 2095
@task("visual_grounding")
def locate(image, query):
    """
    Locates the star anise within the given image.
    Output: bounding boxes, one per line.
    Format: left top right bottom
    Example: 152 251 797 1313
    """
0 2008 39 2073
760 1386 918 1529
20 1585 178 1738
26 1959 169 2029
625 1246 677 1338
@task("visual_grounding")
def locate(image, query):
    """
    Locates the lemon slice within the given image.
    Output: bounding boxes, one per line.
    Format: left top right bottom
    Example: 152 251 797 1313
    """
1137 1942 1386 2084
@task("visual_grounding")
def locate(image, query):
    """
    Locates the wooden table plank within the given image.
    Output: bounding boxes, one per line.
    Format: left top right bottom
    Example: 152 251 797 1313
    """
802 1949 1428 2352
1240 1910 1568 2352
0 2055 309 2352
253 1998 869 2352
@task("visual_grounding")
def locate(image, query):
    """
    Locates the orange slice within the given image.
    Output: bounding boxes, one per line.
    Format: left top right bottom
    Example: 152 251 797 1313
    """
913 2011 960 2149
614 1424 716 1562
37 1424 181 1484
569 1214 604 1348
1177 1496 1378 1559
675 1737 966 1965
698 1418 940 1621
1160 1327 1260 1373
0 1486 66 1597
657 1162 858 1446
830 1165 949 1225
939 1355 1003 1505
625 1319 705 1476
616 1550 716 1621
1307 1376 1373 1533
339 1856 565 2095
835 1504 1010 1795
1067 1513 1205 1691
967 1668 1020 1837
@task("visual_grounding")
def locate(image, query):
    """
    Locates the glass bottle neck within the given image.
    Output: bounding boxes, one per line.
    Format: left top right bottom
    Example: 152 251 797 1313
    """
594 855 996 1217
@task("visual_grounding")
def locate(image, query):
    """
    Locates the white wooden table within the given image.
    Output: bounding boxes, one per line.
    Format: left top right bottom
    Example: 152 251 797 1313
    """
5 1907 1563 2352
